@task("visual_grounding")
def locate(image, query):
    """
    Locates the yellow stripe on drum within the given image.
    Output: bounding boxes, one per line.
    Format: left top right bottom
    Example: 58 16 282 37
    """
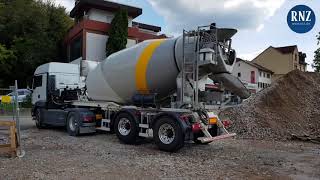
135 39 165 94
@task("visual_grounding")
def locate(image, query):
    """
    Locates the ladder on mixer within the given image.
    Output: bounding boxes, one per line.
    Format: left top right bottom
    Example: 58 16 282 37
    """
180 30 200 109
180 26 218 109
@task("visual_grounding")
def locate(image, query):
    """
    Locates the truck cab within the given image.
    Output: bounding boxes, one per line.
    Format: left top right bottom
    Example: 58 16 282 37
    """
32 62 83 105
31 62 95 133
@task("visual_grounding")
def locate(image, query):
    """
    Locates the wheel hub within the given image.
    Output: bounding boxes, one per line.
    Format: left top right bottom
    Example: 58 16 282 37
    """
158 123 175 145
118 118 131 136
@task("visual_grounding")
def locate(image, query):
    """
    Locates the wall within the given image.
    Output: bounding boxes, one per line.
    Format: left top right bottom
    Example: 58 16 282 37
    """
88 8 114 24
86 32 137 61
86 32 108 61
257 70 272 91
126 39 136 48
232 61 258 84
253 47 291 76
292 49 307 72
87 8 133 27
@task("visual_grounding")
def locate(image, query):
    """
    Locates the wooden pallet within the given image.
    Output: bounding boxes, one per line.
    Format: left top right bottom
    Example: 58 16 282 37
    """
0 121 17 157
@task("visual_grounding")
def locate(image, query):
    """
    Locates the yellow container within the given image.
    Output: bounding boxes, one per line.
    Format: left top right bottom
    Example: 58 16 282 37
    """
1 96 12 104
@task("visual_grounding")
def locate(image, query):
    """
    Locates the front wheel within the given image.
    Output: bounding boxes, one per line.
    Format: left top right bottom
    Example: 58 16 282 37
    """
153 117 184 152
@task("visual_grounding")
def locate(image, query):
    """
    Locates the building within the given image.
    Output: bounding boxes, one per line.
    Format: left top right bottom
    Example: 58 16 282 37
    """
65 0 166 62
252 45 307 81
232 58 273 93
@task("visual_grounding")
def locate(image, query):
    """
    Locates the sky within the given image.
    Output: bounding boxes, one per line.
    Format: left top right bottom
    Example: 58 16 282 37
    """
54 0 320 71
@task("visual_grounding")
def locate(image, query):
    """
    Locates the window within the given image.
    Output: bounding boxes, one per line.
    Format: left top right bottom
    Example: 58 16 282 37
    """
259 71 262 77
238 73 241 77
70 36 83 61
33 75 42 88
263 72 266 77
267 73 271 78
238 63 240 67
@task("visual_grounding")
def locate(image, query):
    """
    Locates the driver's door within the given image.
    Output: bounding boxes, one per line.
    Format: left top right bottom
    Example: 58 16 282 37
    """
32 74 47 105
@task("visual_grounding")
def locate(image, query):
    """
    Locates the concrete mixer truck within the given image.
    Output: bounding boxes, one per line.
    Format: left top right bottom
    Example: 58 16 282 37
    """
31 24 250 152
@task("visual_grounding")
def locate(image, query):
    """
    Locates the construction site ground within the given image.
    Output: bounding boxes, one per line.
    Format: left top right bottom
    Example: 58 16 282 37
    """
1 117 320 180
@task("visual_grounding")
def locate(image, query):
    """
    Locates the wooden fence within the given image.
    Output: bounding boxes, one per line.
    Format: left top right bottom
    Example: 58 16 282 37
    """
0 121 17 157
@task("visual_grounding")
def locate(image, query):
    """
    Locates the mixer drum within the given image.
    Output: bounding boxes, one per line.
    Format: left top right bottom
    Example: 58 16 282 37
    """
86 38 182 104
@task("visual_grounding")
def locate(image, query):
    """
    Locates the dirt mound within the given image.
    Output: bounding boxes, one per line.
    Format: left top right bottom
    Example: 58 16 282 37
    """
220 70 320 140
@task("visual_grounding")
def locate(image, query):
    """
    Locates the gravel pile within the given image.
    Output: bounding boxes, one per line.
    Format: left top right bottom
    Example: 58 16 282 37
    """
221 70 320 140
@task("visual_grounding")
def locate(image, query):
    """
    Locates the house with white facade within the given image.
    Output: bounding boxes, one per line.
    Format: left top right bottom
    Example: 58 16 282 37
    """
232 58 273 93
65 0 166 62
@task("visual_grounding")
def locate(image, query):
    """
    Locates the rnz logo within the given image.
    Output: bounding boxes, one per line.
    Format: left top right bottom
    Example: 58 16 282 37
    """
287 5 316 34
291 10 312 22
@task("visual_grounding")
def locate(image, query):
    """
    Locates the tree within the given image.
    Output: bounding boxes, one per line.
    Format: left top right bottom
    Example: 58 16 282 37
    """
106 9 128 56
312 32 320 72
0 0 73 87
0 44 17 86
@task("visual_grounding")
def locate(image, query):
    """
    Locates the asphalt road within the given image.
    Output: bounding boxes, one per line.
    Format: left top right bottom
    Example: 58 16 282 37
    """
0 116 34 130
0 108 33 130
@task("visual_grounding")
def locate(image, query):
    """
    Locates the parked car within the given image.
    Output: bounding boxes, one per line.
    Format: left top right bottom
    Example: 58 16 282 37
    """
0 89 32 103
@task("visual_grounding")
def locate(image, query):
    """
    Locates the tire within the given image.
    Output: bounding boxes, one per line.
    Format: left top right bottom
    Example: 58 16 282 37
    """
153 116 184 152
66 112 80 136
35 108 45 129
114 113 138 144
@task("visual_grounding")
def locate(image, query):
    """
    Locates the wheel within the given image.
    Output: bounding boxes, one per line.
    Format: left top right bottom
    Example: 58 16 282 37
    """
114 113 138 144
66 112 80 136
153 116 184 152
35 108 45 129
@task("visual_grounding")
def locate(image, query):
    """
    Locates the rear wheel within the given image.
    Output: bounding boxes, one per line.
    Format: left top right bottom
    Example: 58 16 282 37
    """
114 113 138 144
154 117 184 152
35 109 45 129
67 112 80 136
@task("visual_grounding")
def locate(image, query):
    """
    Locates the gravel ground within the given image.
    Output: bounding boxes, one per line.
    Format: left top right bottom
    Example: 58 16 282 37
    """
1 123 320 180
